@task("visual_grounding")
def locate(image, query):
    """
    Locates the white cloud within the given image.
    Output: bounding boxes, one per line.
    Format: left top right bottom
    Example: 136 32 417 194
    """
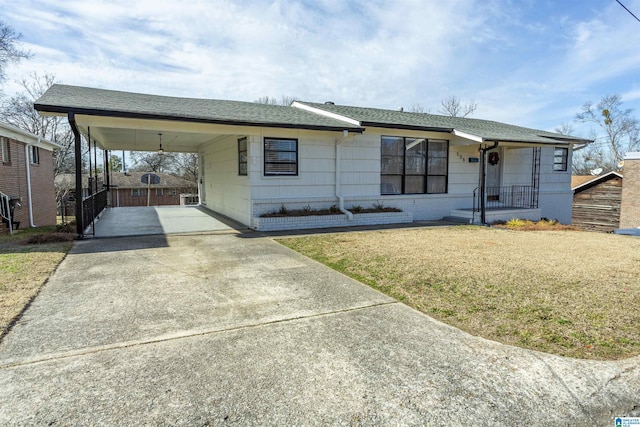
2 0 640 134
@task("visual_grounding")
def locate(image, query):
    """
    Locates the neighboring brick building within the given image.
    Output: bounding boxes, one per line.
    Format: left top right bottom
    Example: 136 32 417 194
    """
619 152 640 229
110 172 197 207
56 171 197 208
1 121 60 231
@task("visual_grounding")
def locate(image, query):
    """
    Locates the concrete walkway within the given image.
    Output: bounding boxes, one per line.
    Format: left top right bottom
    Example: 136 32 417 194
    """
0 232 638 425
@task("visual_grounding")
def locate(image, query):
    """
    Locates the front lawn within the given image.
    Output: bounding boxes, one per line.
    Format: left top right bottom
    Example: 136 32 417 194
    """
278 226 640 360
0 227 73 338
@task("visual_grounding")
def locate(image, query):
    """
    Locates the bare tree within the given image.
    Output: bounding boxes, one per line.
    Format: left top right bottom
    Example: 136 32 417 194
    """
172 153 198 184
439 95 477 118
0 21 31 88
254 95 297 106
129 151 175 173
408 103 427 113
576 94 640 169
0 72 76 175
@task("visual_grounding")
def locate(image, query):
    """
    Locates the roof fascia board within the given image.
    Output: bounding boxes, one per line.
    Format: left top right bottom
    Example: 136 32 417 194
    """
360 122 453 133
572 171 623 192
291 101 361 126
34 104 364 133
0 121 60 149
452 129 484 143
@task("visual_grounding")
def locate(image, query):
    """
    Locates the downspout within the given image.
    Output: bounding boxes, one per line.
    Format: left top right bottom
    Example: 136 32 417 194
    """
336 130 353 220
68 112 84 238
479 141 499 225
24 143 36 227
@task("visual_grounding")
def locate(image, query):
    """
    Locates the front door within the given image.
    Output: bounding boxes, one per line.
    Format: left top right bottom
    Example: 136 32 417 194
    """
486 147 502 201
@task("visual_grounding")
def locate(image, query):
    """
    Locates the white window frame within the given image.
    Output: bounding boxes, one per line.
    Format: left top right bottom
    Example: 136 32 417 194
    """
30 146 40 165
553 147 568 172
1 137 9 163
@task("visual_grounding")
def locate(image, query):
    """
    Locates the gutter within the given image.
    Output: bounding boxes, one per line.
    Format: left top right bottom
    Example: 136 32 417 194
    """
24 143 36 227
335 130 353 220
68 112 84 238
33 105 365 134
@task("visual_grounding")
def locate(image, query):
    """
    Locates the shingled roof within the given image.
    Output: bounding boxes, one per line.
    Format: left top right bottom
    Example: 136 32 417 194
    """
293 101 592 145
35 85 364 133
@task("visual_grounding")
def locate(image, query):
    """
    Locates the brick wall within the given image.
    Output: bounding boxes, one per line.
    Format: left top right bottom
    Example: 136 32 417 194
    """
29 148 57 226
0 138 57 228
619 152 640 229
113 188 183 207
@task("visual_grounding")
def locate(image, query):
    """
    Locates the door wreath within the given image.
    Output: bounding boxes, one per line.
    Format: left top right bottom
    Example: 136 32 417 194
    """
488 152 500 166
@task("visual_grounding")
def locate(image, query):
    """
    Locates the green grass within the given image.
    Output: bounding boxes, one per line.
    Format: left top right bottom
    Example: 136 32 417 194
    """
0 226 73 337
278 226 640 360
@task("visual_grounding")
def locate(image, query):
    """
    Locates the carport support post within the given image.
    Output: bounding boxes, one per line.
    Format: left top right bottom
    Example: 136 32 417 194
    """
68 112 84 238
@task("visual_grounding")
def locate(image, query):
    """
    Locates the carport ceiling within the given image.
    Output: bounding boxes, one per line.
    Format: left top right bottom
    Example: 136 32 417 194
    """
72 114 230 153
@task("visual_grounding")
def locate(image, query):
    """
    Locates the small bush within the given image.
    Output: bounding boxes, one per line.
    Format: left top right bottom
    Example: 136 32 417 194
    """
329 205 340 214
26 232 75 244
278 204 288 215
372 200 385 210
350 205 363 214
56 221 76 233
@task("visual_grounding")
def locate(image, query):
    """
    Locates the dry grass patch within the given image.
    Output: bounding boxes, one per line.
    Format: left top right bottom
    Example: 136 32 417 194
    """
279 226 640 360
0 227 73 337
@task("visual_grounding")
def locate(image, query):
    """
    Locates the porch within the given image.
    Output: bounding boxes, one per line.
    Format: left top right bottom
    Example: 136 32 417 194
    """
448 185 542 224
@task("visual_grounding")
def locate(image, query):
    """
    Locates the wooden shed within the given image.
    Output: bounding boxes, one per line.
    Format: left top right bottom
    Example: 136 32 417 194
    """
572 172 623 232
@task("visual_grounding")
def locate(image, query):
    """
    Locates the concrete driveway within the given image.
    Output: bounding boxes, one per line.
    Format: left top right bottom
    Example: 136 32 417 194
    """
0 231 638 425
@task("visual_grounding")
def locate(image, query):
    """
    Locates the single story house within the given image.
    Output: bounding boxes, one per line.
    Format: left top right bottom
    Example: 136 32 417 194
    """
34 84 591 235
571 172 623 232
1 121 60 232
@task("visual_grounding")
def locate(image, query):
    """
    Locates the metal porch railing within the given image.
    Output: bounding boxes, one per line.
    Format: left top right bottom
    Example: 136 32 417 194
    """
1 191 18 234
82 188 108 232
473 185 539 212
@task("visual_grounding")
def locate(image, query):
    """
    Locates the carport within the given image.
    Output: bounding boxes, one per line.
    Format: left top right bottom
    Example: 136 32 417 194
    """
34 84 357 238
35 85 244 238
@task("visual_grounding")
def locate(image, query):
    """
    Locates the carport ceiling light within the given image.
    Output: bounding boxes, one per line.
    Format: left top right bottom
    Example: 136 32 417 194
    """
157 133 164 155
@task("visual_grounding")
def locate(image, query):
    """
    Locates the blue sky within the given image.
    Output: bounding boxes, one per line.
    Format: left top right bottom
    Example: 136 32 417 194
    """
1 0 640 136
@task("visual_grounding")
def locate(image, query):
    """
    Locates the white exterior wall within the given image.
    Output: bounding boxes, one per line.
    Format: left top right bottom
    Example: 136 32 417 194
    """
197 126 573 229
537 145 573 223
199 135 251 225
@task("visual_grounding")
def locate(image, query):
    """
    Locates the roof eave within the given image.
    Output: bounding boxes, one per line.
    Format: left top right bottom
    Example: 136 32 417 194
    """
34 104 365 134
572 171 623 192
361 121 453 133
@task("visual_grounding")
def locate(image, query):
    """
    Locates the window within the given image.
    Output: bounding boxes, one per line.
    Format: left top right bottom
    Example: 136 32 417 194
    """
132 188 145 197
1 137 9 163
264 138 298 176
30 146 40 164
381 137 448 194
169 188 177 196
238 137 248 176
554 147 568 172
156 188 164 196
